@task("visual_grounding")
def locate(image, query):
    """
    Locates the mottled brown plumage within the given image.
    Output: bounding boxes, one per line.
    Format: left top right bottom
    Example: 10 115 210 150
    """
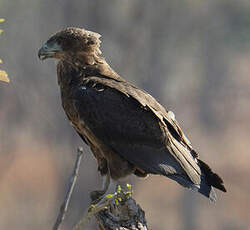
38 27 226 201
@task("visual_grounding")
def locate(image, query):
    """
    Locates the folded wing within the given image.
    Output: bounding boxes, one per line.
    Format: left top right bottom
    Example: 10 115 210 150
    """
73 77 225 201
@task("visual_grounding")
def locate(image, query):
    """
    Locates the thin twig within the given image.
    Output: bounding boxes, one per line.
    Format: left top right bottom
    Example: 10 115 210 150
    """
53 147 84 230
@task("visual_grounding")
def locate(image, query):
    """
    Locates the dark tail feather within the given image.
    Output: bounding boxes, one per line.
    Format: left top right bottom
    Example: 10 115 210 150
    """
167 174 217 202
165 159 227 202
198 174 217 201
198 159 227 192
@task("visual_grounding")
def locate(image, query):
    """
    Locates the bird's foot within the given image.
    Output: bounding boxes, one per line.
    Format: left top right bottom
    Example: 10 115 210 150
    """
92 184 133 207
90 178 117 203
90 190 105 202
90 174 111 202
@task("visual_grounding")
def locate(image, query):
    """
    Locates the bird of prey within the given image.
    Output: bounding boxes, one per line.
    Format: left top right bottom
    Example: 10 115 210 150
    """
38 27 226 202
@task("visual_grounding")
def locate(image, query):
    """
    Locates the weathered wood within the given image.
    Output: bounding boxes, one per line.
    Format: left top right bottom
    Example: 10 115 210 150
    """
95 196 148 230
74 186 148 230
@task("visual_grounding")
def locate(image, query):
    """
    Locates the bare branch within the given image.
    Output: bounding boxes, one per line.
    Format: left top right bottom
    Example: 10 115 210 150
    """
53 147 84 230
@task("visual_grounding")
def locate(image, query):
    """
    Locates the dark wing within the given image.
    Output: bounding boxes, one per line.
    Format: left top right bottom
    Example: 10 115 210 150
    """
73 77 225 200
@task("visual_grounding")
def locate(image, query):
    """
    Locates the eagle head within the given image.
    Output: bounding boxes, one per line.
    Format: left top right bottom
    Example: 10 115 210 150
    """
38 27 102 61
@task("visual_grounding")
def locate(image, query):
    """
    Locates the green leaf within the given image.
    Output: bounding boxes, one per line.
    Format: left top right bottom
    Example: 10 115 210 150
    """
88 204 95 212
105 194 113 199
117 185 121 193
126 184 132 190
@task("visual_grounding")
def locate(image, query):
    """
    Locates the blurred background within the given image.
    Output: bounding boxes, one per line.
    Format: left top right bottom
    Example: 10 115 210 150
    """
0 0 250 229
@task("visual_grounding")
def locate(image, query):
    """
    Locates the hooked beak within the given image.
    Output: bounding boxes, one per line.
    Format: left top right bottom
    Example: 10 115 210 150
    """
38 42 62 60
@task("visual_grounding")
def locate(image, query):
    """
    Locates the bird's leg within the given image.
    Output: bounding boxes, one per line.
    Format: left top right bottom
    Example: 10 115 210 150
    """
102 173 111 192
90 173 113 202
91 176 118 205
102 178 118 198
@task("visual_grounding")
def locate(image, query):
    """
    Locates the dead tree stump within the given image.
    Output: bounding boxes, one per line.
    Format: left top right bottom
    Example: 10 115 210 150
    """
95 195 148 230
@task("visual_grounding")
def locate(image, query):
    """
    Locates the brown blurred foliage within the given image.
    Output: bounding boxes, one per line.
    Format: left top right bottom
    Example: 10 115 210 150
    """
0 0 250 229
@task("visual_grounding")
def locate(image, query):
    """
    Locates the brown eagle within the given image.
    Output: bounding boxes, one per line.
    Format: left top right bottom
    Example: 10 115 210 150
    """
38 27 226 201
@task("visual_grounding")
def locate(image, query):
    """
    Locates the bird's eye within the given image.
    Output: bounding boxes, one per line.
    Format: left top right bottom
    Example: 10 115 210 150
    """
56 38 63 45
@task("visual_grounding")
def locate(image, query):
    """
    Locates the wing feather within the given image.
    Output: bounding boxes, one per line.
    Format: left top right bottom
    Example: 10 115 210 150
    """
73 77 201 184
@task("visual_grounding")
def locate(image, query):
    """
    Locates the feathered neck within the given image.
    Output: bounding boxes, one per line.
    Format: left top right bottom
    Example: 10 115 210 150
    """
57 55 124 89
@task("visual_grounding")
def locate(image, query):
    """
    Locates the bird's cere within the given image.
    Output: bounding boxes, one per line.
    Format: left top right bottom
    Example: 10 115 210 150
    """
38 42 62 60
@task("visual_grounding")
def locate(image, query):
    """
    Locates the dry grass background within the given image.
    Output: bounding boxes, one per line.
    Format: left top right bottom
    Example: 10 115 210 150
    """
0 0 250 229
